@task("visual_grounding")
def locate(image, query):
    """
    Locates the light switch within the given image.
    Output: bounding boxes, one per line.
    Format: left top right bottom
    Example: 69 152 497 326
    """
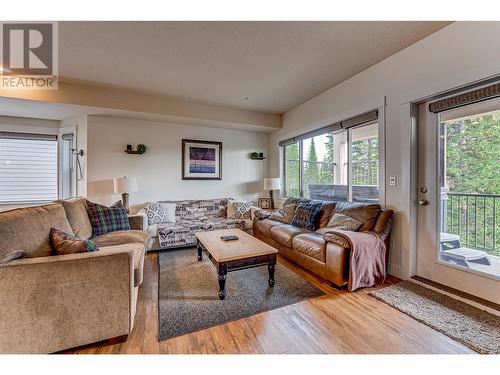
389 176 397 186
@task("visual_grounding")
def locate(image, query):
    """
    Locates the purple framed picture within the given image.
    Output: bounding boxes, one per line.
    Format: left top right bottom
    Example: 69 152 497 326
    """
182 139 222 180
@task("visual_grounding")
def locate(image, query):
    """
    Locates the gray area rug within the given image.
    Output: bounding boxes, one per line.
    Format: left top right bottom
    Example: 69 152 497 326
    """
370 281 500 354
158 247 324 341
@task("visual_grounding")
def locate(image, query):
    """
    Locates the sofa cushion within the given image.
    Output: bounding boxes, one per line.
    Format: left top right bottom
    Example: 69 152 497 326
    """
51 228 98 255
255 219 283 236
270 224 310 247
332 201 381 231
317 201 337 228
86 201 131 236
99 243 145 287
0 203 74 259
59 197 93 239
269 204 297 224
292 233 327 262
320 213 362 232
227 200 252 219
92 230 150 249
291 200 323 230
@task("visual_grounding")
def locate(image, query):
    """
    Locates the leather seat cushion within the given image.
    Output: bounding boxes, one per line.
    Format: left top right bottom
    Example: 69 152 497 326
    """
92 230 150 249
255 219 283 236
270 224 310 248
99 243 145 286
292 233 327 262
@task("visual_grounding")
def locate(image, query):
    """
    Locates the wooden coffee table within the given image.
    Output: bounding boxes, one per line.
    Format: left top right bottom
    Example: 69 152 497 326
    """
195 228 278 300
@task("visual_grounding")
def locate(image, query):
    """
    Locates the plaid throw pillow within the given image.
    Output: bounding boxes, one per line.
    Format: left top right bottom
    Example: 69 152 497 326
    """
291 201 323 230
86 201 130 236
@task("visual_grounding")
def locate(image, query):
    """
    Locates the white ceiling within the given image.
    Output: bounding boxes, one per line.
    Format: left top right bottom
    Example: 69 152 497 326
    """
59 21 450 114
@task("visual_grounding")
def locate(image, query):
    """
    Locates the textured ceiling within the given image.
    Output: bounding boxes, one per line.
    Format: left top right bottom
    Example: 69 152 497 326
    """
59 21 451 113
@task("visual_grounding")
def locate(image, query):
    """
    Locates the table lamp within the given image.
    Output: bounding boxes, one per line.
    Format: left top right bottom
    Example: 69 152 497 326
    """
264 177 281 209
113 176 138 213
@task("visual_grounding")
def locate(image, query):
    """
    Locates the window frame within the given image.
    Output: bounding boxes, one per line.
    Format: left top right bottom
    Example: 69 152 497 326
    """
281 108 385 204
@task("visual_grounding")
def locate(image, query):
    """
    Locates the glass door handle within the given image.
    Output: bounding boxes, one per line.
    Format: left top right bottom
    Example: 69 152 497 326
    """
418 199 429 206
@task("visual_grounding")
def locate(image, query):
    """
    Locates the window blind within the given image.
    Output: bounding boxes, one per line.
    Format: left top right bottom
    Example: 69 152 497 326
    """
279 109 378 147
429 82 500 113
0 132 58 203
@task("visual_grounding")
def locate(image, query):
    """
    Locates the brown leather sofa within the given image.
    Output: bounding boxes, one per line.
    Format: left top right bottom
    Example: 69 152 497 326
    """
0 197 150 353
253 197 394 288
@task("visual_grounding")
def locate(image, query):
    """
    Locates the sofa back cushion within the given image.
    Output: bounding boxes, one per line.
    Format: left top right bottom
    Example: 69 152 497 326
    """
59 197 93 239
0 203 74 258
158 198 231 221
331 201 381 231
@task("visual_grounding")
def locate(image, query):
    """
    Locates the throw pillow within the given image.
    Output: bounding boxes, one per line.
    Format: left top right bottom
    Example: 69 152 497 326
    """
291 201 323 230
269 204 297 224
228 200 252 220
146 202 176 225
50 228 98 255
86 200 131 236
0 250 28 266
253 208 272 220
322 213 362 232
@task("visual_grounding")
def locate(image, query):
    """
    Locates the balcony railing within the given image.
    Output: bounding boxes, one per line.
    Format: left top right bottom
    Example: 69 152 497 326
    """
441 192 499 256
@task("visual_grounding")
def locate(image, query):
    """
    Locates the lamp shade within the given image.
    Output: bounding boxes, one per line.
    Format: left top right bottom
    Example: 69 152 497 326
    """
264 177 281 191
113 176 138 194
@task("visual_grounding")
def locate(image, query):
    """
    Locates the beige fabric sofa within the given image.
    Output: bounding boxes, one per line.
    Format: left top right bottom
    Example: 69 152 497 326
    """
0 198 150 353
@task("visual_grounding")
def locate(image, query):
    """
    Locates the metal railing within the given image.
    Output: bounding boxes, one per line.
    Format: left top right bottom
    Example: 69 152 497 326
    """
442 192 499 256
352 160 378 186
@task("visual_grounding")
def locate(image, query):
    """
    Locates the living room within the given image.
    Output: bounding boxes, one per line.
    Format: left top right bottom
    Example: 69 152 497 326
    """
0 1 499 372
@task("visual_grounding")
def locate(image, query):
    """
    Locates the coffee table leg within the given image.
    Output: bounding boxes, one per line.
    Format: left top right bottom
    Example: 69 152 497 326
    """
197 241 202 261
268 264 276 287
218 263 227 300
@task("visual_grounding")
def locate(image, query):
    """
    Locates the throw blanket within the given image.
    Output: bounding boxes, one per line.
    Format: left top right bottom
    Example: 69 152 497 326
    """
324 229 386 291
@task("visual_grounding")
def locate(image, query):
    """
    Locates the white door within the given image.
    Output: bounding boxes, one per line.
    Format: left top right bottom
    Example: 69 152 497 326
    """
417 97 500 304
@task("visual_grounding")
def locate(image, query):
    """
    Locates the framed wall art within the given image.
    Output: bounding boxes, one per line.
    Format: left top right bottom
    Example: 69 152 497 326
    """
182 139 222 180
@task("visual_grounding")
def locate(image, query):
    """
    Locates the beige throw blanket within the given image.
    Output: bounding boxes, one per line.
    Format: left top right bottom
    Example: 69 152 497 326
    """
324 229 387 291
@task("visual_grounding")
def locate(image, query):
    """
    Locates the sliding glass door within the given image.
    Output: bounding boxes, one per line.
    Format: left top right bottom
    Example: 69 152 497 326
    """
282 116 381 203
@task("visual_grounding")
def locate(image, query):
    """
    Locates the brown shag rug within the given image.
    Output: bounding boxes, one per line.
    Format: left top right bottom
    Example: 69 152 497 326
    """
370 281 500 354
158 247 324 341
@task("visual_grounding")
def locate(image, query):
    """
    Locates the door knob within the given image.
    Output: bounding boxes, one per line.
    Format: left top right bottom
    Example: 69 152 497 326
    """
418 199 429 206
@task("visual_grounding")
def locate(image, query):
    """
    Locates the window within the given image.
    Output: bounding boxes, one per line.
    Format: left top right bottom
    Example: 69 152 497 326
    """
0 132 58 203
281 111 380 203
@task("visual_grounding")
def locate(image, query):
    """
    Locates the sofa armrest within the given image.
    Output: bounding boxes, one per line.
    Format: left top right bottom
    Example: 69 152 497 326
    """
129 211 147 230
0 251 134 353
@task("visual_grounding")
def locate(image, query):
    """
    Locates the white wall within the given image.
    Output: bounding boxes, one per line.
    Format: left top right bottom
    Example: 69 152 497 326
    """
86 116 269 212
269 22 500 278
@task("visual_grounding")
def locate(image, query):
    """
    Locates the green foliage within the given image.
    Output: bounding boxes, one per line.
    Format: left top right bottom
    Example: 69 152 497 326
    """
285 142 300 196
319 133 335 183
303 138 320 190
445 113 500 194
351 137 378 185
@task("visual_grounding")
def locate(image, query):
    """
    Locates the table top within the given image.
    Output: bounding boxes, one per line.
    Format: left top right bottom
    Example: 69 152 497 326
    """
195 228 278 262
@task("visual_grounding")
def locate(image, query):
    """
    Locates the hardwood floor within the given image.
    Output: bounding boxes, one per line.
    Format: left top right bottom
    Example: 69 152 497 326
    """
66 251 474 354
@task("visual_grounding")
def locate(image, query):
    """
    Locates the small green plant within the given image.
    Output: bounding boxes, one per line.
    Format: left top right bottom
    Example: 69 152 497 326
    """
250 151 260 159
137 144 147 153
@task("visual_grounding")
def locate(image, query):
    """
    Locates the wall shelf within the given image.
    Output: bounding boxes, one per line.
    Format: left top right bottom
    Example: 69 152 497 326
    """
250 156 266 160
124 150 145 154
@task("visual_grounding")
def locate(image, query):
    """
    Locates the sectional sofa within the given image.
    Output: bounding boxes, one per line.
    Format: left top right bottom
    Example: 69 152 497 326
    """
0 197 150 353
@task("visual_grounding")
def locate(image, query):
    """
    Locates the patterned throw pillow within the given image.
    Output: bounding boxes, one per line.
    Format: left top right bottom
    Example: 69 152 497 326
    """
291 201 323 230
229 201 252 220
323 213 362 232
269 204 297 224
50 228 98 255
146 202 176 225
86 200 131 236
